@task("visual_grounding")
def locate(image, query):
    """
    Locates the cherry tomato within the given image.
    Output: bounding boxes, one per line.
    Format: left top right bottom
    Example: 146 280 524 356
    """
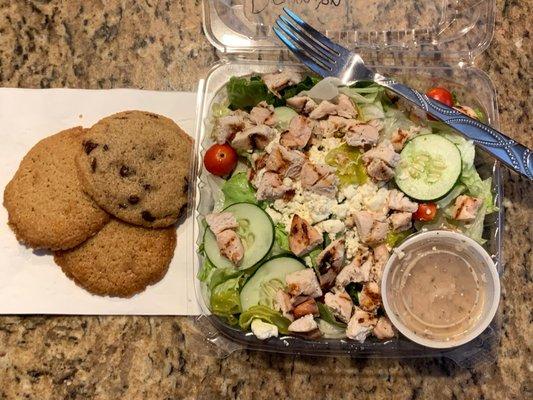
203 143 238 176
413 202 437 222
426 87 454 107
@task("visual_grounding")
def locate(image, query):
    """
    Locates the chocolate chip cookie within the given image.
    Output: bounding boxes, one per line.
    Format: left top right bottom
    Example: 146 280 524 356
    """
54 219 176 297
76 111 193 228
3 127 110 250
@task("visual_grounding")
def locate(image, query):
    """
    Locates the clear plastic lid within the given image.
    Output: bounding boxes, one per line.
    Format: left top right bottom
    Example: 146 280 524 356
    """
203 0 495 60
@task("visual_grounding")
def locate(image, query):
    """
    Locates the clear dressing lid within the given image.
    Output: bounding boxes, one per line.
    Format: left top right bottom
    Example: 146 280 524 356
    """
203 0 495 62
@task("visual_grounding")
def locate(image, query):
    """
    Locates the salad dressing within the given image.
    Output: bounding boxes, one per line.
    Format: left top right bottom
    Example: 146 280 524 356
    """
388 242 485 342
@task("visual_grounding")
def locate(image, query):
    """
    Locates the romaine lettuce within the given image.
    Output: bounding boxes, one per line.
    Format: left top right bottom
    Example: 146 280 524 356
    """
227 76 275 111
238 305 292 334
222 172 257 208
317 302 346 328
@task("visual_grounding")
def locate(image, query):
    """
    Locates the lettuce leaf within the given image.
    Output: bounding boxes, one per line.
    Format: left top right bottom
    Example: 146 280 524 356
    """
462 203 487 244
208 267 242 291
271 224 290 255
317 319 347 339
339 83 383 104
222 172 257 208
279 75 321 102
436 184 466 209
436 132 497 214
317 302 347 328
210 276 243 323
197 258 216 282
238 305 292 334
227 76 275 111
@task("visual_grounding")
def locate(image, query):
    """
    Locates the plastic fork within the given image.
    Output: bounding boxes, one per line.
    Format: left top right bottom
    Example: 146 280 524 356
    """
273 8 532 180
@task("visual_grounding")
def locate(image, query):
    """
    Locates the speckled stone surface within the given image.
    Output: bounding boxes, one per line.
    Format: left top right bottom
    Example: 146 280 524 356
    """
0 1 531 399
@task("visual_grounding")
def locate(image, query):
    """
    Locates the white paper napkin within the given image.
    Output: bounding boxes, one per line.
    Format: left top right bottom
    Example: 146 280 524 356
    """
0 88 201 315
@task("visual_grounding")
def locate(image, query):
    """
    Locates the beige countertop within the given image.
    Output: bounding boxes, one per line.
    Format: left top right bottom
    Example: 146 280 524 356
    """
0 1 531 399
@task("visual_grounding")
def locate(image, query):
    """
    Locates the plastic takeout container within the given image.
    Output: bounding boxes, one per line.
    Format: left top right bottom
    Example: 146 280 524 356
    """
191 0 504 366
381 230 501 349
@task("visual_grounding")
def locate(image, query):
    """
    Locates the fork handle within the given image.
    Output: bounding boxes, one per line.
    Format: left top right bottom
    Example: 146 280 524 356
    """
377 78 533 180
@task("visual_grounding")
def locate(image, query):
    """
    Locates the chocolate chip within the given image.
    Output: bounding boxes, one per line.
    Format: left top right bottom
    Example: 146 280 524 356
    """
128 195 140 205
83 140 98 155
182 177 189 194
91 158 97 172
119 165 134 177
143 183 152 191
118 203 127 209
141 210 155 222
103 144 109 151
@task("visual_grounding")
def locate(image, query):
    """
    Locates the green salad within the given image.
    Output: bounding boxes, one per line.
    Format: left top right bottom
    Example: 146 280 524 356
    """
197 71 497 342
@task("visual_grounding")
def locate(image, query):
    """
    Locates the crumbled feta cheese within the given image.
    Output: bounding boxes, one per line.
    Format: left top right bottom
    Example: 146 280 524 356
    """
273 182 339 230
251 319 279 340
282 177 293 187
308 137 342 165
344 229 362 259
265 206 282 225
316 219 345 240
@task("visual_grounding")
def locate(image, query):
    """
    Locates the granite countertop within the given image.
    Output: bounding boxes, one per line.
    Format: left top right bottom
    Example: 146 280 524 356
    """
0 1 531 399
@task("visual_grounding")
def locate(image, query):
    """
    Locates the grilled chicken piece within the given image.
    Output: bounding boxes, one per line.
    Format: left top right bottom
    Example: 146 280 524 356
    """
452 195 483 220
292 296 320 319
344 124 380 147
346 307 378 342
454 105 479 120
250 101 276 126
265 144 306 179
336 94 357 119
262 70 302 95
324 289 353 323
289 214 323 257
275 290 294 321
335 253 372 287
215 229 244 265
389 212 413 232
388 189 418 212
256 171 292 201
288 314 318 333
205 212 238 234
353 211 389 245
373 316 395 340
358 281 381 312
286 95 318 114
370 244 389 282
390 128 411 151
309 100 338 120
300 162 339 198
319 269 338 291
216 112 248 144
362 141 400 182
280 115 313 149
286 268 323 298
315 116 347 138
316 239 345 273
231 124 276 151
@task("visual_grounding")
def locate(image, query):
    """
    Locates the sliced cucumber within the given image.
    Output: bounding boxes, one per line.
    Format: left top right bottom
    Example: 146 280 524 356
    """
395 134 462 201
240 256 306 311
274 106 298 130
204 202 274 270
